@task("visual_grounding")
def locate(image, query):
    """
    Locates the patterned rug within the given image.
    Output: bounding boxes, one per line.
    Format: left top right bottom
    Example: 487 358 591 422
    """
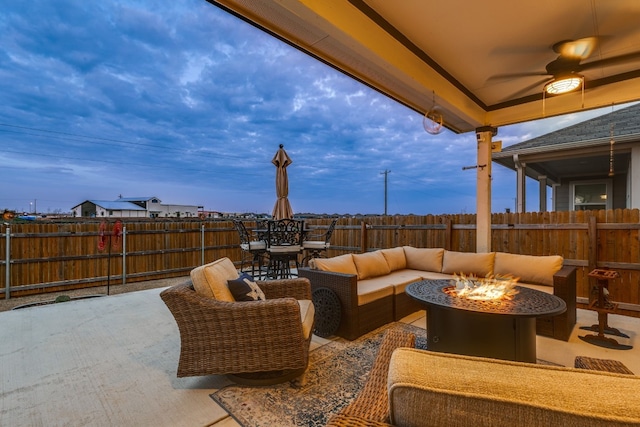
211 322 560 427
211 322 424 427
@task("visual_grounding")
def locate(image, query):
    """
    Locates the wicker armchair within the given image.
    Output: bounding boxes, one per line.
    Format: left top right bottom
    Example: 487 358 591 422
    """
160 276 314 383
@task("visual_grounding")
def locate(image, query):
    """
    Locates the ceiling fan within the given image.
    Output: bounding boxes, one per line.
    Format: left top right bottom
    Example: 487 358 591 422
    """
493 37 640 96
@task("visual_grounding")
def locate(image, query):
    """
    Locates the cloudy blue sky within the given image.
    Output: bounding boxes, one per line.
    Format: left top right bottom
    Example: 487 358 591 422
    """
0 0 620 216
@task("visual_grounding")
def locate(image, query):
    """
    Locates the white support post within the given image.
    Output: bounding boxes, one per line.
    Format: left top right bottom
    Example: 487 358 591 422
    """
538 175 547 212
631 146 640 209
514 154 526 213
476 126 496 253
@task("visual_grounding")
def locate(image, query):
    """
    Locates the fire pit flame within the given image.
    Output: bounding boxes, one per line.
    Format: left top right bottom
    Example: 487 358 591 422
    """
450 273 519 301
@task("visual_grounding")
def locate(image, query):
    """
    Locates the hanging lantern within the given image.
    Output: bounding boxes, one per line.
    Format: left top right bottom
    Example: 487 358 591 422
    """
423 91 444 135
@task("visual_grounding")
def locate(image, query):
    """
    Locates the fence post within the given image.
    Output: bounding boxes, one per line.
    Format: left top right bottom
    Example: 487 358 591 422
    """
201 224 205 266
445 218 453 251
361 221 368 253
4 226 10 299
588 215 597 271
122 226 127 285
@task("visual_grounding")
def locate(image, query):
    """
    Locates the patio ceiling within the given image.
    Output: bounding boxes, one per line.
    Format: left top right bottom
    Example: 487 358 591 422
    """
206 0 640 134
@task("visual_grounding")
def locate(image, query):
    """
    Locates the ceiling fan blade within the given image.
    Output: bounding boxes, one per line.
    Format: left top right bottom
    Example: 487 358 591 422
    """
487 71 549 82
554 37 598 60
507 78 552 99
579 51 640 71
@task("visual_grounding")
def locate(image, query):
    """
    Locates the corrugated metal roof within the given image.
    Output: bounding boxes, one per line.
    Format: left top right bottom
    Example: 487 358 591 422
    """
89 200 146 210
116 197 159 202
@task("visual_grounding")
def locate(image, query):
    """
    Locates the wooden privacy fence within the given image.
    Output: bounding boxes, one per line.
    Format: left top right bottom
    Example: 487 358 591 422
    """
1 210 639 312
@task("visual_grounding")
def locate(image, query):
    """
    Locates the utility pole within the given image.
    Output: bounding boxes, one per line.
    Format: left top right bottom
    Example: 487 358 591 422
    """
380 169 391 215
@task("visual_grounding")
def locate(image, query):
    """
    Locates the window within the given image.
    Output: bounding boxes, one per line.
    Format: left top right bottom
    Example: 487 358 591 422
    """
571 180 611 211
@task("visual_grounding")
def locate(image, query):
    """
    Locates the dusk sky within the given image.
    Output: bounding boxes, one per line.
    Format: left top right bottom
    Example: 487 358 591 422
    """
0 0 622 216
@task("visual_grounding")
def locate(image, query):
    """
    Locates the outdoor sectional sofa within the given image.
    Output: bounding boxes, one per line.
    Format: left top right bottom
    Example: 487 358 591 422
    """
299 247 576 341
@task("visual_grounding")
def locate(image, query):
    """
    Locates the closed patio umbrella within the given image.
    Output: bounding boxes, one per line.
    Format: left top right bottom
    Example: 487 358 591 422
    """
272 144 294 220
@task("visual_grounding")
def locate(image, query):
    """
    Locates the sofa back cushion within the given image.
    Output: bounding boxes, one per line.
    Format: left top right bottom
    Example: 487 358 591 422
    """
441 250 495 277
352 251 392 280
403 246 444 272
313 253 358 275
380 247 407 271
190 257 238 301
494 252 563 286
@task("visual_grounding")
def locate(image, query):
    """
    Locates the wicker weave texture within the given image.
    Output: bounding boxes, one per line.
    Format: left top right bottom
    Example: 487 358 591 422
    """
575 356 634 375
325 329 416 427
299 268 394 340
326 414 393 427
160 277 313 377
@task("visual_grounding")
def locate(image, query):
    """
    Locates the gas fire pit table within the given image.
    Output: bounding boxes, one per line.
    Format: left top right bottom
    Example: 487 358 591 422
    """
406 279 566 363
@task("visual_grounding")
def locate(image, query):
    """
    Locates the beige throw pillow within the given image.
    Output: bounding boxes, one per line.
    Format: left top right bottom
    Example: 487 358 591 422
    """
494 252 563 286
441 251 495 277
314 254 358 275
190 257 237 301
352 251 392 280
403 246 445 272
380 247 407 271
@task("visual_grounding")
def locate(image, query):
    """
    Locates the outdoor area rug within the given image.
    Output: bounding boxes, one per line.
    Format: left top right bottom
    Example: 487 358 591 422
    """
211 322 424 427
211 322 561 427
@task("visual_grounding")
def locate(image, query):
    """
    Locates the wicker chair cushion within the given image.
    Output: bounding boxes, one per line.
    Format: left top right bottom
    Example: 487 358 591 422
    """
313 253 358 275
298 299 315 339
380 247 407 271
227 273 266 301
494 252 563 286
353 251 392 280
190 257 238 301
402 246 444 272
302 240 329 250
441 250 495 277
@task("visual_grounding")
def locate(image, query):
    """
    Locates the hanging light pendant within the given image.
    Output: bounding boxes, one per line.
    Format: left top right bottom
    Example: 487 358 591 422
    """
544 75 583 95
423 91 443 135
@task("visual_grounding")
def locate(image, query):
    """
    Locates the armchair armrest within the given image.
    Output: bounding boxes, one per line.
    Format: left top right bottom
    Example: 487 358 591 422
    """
257 277 311 300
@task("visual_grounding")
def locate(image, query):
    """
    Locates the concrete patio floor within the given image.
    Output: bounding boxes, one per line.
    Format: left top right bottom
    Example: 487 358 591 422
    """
1 286 639 427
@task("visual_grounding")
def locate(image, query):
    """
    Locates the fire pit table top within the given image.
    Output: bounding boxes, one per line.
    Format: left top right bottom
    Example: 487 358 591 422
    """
406 280 566 318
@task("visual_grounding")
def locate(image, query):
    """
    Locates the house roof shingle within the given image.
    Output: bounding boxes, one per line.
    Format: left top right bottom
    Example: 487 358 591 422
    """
501 102 640 153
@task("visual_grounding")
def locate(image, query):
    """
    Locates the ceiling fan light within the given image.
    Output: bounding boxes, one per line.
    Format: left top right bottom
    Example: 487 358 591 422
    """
544 76 583 95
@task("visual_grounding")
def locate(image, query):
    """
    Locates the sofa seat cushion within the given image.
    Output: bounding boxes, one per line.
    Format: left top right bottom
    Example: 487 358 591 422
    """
403 247 444 272
297 299 315 339
190 257 238 301
388 348 640 426
313 253 358 275
442 250 495 277
419 271 456 281
356 277 395 306
382 270 425 294
353 251 392 280
380 247 407 271
494 252 563 286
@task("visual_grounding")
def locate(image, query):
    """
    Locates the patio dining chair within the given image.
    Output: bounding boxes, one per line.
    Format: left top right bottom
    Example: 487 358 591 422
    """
302 218 337 265
232 219 267 277
266 218 304 279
